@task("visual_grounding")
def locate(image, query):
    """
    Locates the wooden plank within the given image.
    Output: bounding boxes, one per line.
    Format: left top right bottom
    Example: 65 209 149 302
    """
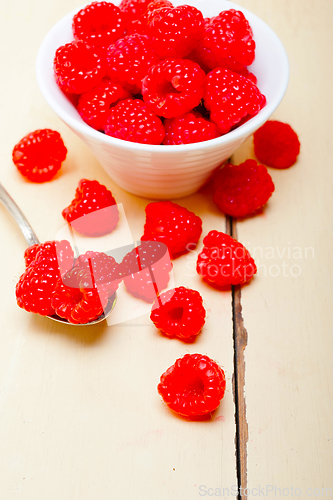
232 0 333 494
0 1 238 498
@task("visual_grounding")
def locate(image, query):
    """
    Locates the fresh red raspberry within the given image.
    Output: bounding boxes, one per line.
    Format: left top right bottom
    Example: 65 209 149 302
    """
237 67 257 84
141 201 202 258
253 120 301 169
197 230 257 287
12 129 67 183
24 240 74 275
212 160 275 217
53 40 106 94
72 251 122 297
125 0 173 35
104 99 165 144
148 5 204 59
158 353 226 417
150 287 206 341
51 266 109 324
106 34 160 93
142 59 206 118
163 111 220 145
72 1 126 50
77 79 130 131
120 241 172 302
119 0 153 24
16 240 74 316
192 9 255 72
144 0 173 24
204 68 266 134
62 179 119 237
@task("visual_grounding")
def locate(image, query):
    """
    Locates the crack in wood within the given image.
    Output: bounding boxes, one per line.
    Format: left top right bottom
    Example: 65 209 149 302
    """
226 216 249 499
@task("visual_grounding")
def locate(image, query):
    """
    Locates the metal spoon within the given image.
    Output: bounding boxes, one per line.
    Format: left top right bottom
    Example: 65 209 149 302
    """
0 183 116 325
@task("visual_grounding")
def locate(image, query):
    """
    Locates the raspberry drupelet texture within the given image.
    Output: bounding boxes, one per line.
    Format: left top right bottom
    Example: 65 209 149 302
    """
51 266 109 324
148 5 204 59
53 40 106 94
16 240 74 316
196 230 257 287
104 99 165 144
72 1 126 50
253 120 301 169
72 251 122 297
120 241 172 302
77 79 130 131
141 201 202 258
62 179 119 237
125 0 174 35
150 286 206 341
212 159 275 217
106 34 160 93
163 111 220 145
12 129 67 183
24 240 74 275
142 59 206 118
192 9 255 72
204 68 266 134
119 0 154 24
158 353 226 417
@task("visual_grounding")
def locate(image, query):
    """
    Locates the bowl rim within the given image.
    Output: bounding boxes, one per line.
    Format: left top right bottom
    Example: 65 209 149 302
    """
36 0 289 153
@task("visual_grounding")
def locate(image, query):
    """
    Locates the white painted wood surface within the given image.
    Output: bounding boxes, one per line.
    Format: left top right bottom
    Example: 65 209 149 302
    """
232 0 333 495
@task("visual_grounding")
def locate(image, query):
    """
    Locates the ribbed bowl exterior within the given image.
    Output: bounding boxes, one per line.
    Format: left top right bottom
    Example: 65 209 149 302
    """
76 131 244 198
36 0 289 199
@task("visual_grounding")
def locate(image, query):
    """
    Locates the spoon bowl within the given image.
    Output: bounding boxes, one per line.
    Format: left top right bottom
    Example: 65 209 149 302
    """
0 183 116 326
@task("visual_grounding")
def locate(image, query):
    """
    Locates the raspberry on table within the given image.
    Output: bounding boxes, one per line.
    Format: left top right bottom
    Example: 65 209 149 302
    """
77 79 130 131
148 5 204 59
212 159 275 217
104 99 165 144
192 9 255 72
141 201 202 258
142 59 206 118
72 1 126 50
204 68 266 134
120 241 172 302
163 111 220 145
62 179 119 237
12 129 67 183
106 34 160 94
71 251 122 297
54 40 106 94
150 287 206 341
253 120 301 169
158 353 226 417
16 240 74 317
51 266 109 324
196 230 257 287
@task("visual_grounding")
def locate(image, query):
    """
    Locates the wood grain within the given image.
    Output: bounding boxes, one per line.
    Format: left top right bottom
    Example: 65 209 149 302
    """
232 0 333 494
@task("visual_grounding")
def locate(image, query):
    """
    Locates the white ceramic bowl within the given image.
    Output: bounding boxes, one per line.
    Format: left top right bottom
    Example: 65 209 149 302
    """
36 0 289 199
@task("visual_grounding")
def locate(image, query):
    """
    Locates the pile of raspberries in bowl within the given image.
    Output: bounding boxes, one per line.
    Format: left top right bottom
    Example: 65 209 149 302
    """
36 0 289 198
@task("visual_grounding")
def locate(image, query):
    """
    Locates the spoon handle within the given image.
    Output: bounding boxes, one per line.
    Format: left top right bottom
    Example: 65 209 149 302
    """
0 183 39 246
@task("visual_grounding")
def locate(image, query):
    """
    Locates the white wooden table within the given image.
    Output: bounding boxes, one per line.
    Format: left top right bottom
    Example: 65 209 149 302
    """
0 1 332 498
